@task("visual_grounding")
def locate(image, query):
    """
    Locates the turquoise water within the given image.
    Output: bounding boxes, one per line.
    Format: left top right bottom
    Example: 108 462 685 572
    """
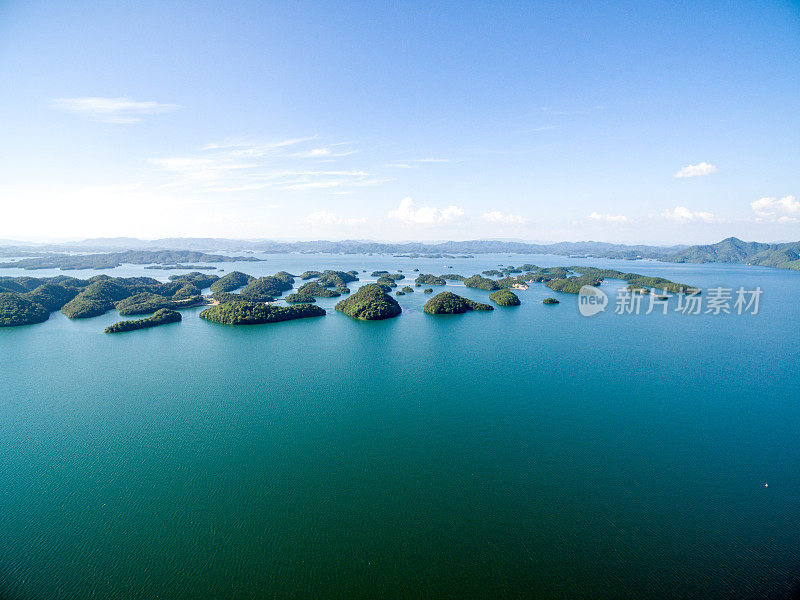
1 254 799 599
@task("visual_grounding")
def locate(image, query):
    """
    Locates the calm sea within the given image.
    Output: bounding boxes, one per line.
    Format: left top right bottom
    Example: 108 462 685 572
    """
1 253 799 599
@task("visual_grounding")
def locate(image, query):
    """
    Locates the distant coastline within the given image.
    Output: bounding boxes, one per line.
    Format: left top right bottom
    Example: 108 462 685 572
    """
1 236 799 272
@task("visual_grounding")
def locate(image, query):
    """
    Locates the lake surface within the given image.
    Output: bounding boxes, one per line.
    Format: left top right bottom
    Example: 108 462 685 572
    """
2 253 799 599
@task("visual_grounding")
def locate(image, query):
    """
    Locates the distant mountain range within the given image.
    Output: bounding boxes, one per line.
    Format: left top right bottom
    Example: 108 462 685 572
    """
667 237 800 269
0 237 689 258
1 236 799 271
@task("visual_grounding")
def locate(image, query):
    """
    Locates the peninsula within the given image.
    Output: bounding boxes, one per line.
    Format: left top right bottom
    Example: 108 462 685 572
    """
105 309 182 333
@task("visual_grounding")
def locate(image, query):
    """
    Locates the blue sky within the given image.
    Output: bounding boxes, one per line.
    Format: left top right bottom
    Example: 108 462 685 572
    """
1 0 798 243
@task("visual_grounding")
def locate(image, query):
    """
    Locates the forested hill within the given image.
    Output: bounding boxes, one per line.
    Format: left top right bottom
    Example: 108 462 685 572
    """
667 237 800 270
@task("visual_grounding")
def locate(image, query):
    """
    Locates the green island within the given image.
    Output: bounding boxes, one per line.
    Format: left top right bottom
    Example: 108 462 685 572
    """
105 308 182 333
423 292 493 314
395 290 405 296
376 275 399 288
414 274 447 285
335 284 402 320
463 275 502 291
315 270 356 287
569 266 699 294
423 288 434 294
0 292 51 327
489 289 521 306
296 270 357 295
304 270 359 287
543 297 560 304
544 275 603 295
144 264 217 271
401 286 414 293
200 301 325 325
0 250 258 271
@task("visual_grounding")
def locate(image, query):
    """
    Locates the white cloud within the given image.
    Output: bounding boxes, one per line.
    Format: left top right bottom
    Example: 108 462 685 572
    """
385 158 450 169
482 211 527 224
202 137 317 155
388 197 464 226
305 211 367 226
150 136 385 194
291 147 358 159
587 211 628 223
674 162 718 178
751 195 800 222
51 96 179 123
660 206 717 222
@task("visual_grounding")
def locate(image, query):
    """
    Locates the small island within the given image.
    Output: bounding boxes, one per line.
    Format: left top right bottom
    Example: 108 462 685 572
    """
200 301 325 325
376 276 398 288
463 275 502 291
544 275 602 295
105 308 182 333
335 284 402 320
423 288 433 294
311 270 358 287
489 289 521 306
144 264 217 271
414 274 447 285
542 297 560 304
423 292 494 315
